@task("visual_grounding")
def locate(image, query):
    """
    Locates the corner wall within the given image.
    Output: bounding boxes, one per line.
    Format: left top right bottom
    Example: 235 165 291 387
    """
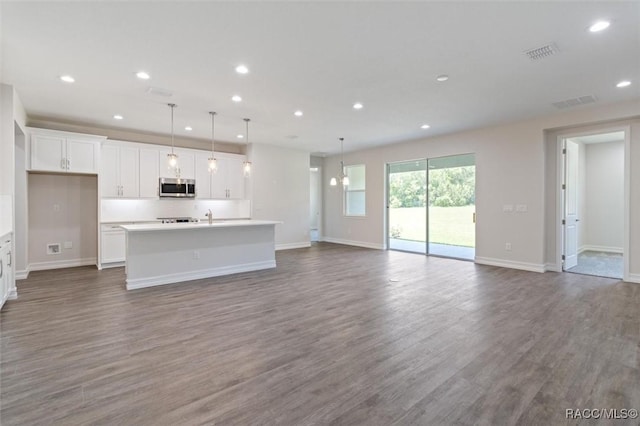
249 143 311 250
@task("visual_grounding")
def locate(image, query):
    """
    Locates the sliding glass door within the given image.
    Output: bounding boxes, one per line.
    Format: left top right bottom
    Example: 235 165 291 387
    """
387 160 427 253
387 154 476 260
427 154 475 260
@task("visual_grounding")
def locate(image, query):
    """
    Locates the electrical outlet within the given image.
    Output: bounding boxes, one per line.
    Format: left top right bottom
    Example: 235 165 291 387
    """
503 204 513 212
53 204 60 212
63 241 73 249
193 250 200 260
47 243 61 255
516 204 527 212
505 243 512 251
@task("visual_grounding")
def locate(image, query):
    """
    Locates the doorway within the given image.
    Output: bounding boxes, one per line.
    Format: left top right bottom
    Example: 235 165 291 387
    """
310 167 321 242
387 154 476 260
562 131 626 279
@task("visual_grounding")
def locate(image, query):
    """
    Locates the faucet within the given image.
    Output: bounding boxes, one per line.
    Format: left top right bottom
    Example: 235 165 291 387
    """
205 209 213 224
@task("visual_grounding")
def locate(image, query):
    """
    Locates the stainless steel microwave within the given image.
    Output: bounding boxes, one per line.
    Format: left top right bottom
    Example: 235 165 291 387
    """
159 178 196 198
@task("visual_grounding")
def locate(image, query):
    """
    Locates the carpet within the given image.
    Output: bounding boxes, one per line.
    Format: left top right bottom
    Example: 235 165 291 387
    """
566 250 623 279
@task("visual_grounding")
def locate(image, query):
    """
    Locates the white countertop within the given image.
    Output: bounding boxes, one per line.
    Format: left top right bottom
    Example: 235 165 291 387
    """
120 219 281 232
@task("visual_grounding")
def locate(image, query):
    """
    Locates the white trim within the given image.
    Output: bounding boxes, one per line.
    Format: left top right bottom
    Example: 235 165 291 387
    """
276 242 311 251
100 261 125 269
15 268 30 280
28 257 97 272
126 260 276 290
545 262 561 272
626 273 640 284
8 289 17 300
475 256 546 273
322 237 384 250
555 124 631 281
579 245 623 254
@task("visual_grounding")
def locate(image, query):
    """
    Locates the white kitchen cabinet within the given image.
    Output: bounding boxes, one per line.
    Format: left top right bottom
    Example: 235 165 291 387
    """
159 149 195 180
100 144 139 198
195 152 246 199
29 128 104 174
139 148 160 198
100 225 126 266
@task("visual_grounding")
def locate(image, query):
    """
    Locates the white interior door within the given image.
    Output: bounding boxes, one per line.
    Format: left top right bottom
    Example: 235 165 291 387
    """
309 168 320 242
564 140 579 269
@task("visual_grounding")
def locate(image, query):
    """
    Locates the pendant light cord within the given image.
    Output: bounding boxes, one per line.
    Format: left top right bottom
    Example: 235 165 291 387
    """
169 103 176 155
210 111 216 155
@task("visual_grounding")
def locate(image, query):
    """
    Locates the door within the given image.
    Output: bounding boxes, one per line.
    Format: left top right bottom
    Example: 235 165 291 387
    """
387 160 427 254
427 154 475 260
563 140 579 269
31 134 65 172
225 156 245 199
66 138 99 173
119 147 139 197
195 152 212 198
139 148 159 198
100 145 120 197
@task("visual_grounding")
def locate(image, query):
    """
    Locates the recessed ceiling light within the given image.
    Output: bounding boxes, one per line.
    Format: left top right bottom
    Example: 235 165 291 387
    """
420 124 431 129
185 126 193 131
589 20 610 32
353 103 363 110
237 134 244 139
294 110 303 117
616 80 631 88
59 75 75 83
235 65 249 74
436 75 449 82
136 71 150 80
232 95 242 102
113 114 124 120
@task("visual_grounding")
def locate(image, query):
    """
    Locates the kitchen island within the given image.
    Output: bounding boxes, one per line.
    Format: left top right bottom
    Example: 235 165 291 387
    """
120 220 281 290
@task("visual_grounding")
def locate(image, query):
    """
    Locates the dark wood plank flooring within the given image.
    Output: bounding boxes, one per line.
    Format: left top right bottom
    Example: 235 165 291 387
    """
1 243 639 425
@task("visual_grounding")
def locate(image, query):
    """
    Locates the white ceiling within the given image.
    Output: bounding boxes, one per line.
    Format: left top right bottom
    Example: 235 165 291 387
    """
1 2 638 155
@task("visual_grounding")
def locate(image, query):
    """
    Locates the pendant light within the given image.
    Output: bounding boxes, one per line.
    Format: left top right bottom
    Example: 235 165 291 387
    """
166 103 178 169
242 118 252 177
208 111 218 173
330 137 349 187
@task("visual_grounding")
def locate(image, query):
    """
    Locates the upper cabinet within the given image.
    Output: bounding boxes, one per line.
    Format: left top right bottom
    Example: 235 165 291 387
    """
139 148 159 198
29 128 105 174
100 143 139 198
196 152 246 199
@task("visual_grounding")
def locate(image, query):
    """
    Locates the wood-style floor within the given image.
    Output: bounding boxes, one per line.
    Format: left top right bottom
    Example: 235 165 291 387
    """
1 243 639 425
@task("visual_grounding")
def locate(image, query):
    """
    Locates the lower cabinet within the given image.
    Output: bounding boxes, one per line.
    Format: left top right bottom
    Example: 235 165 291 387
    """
0 236 12 310
100 225 125 266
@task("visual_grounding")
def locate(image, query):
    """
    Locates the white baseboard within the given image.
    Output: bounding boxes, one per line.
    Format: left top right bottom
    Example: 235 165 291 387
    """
580 245 623 254
8 288 17 300
475 257 545 273
126 260 277 290
626 273 640 284
100 261 125 269
276 242 311 251
28 257 97 272
322 237 384 250
545 263 561 272
15 268 30 280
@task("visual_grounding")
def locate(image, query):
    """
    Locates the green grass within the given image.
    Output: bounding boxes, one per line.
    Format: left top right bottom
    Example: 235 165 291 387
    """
389 205 475 247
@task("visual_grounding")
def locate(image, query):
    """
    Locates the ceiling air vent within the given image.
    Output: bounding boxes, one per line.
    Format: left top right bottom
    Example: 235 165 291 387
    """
524 43 559 61
552 95 597 109
145 86 173 97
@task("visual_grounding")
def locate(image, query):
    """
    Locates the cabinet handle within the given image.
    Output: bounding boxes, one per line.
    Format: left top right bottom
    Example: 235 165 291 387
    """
66 158 70 170
7 251 11 267
61 158 66 170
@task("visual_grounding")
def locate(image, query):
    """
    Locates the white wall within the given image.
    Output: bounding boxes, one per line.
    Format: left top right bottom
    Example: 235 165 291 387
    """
28 174 98 269
584 141 624 252
100 199 251 222
325 99 640 276
249 143 310 250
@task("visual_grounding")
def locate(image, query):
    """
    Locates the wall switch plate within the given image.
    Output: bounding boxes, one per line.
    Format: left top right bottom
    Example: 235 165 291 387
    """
516 204 527 212
64 241 73 249
53 204 60 212
503 204 513 212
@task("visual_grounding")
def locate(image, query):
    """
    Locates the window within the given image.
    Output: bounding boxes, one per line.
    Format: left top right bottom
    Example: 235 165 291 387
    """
344 164 365 216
